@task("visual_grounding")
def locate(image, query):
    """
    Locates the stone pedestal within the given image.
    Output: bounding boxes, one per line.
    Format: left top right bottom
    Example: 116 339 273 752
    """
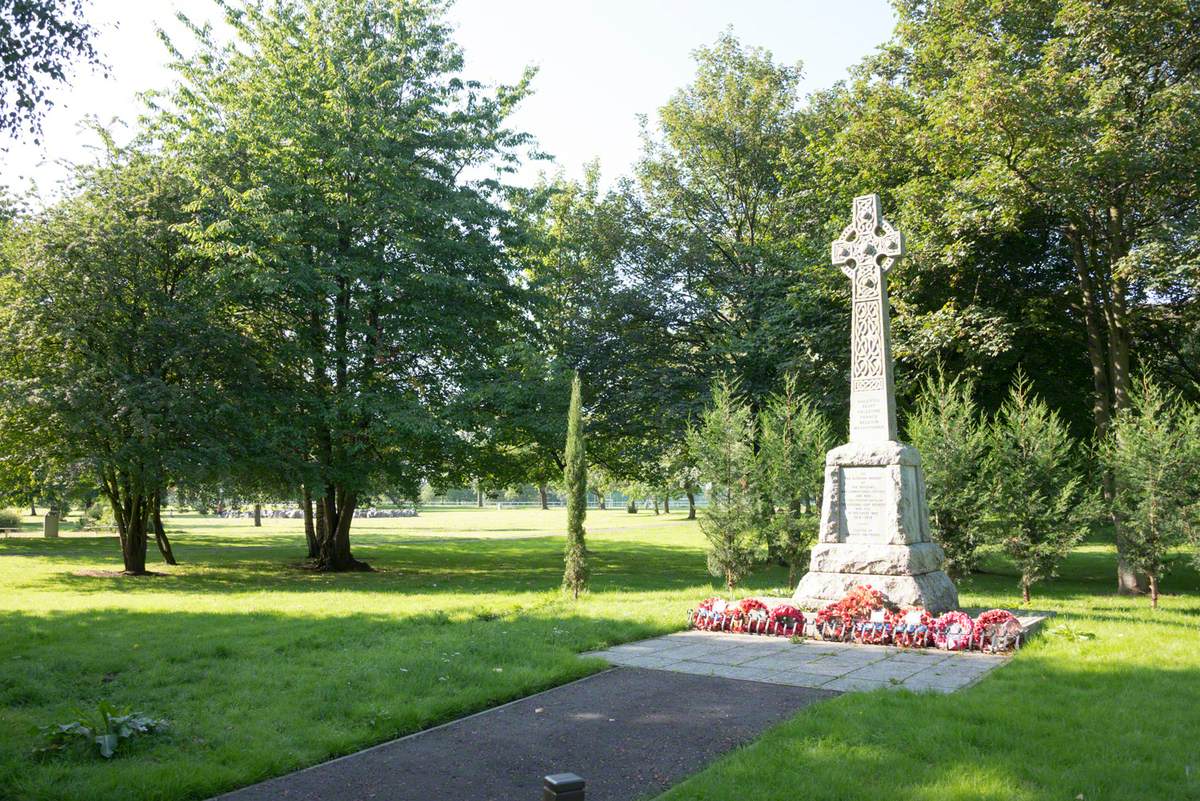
793 441 958 613
43 512 59 539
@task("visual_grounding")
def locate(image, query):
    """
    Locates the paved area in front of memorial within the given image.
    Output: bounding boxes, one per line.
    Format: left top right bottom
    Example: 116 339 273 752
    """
211 629 1034 801
211 667 834 801
584 629 1012 693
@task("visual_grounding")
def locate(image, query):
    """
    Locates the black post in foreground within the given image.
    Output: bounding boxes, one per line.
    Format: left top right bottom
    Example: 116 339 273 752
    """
542 773 585 801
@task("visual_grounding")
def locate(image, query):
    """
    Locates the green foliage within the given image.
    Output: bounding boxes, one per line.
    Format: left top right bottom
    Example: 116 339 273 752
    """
0 508 21 528
562 372 588 598
758 373 833 585
688 379 766 592
906 369 991 578
986 374 1099 601
1103 377 1200 606
0 145 254 573
159 0 535 568
504 166 692 482
637 33 844 420
35 701 166 759
0 0 102 140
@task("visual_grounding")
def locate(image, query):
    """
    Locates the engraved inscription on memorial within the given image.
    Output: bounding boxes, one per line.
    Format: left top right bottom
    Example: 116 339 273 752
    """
852 394 886 434
839 466 890 541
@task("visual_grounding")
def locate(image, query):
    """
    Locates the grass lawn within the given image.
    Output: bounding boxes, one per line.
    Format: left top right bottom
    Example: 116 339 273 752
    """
0 508 717 801
658 540 1200 801
1 510 1198 801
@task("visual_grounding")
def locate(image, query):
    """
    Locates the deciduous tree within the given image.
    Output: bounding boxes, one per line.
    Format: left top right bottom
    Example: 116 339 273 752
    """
160 0 533 570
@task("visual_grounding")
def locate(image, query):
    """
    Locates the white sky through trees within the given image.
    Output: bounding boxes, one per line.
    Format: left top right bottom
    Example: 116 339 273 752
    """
1 0 895 202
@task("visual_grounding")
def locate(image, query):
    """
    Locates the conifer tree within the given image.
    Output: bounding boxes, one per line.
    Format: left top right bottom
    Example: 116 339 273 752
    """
1103 378 1200 608
562 372 589 598
987 374 1099 602
907 370 991 579
759 373 833 587
689 378 765 593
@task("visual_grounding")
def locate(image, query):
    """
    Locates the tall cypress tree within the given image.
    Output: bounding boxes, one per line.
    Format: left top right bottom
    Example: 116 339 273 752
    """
562 371 589 598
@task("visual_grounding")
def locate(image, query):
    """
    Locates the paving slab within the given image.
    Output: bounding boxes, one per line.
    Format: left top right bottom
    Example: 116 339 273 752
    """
584 624 1047 695
210 668 836 801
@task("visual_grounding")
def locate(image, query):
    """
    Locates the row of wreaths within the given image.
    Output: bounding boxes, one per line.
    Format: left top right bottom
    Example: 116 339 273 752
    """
689 585 1024 651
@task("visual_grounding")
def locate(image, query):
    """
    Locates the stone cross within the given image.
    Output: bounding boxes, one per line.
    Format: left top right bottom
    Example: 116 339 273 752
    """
831 194 904 443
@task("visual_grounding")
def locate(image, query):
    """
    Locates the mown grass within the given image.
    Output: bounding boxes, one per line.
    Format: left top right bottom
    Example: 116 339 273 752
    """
0 508 718 801
2 509 1198 801
658 543 1200 801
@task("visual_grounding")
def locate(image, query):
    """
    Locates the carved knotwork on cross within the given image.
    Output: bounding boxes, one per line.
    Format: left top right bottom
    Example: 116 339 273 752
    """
833 194 902 442
831 194 905 287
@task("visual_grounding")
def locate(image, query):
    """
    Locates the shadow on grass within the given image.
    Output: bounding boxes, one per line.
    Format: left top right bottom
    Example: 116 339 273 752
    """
14 537 711 598
0 605 676 801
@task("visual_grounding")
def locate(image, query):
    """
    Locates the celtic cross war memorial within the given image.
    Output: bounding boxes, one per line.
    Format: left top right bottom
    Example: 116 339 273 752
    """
793 194 959 613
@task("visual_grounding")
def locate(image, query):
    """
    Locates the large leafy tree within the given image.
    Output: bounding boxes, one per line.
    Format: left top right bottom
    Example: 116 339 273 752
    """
879 0 1200 591
0 145 256 573
637 33 842 419
492 167 692 484
159 0 533 570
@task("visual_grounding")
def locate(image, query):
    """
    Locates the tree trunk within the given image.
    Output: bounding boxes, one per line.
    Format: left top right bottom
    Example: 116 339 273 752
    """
1149 574 1159 609
253 503 262 527
626 499 637 514
538 483 549 510
302 487 318 559
1066 227 1144 595
687 491 696 520
664 496 670 514
314 484 370 572
152 494 177 565
598 493 606 510
476 481 484 507
787 563 797 589
652 497 660 515
123 513 149 575
30 503 36 517
1021 578 1031 604
106 484 149 575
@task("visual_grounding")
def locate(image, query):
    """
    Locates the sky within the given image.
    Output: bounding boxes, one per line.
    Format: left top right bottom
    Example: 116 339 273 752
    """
1 0 897 201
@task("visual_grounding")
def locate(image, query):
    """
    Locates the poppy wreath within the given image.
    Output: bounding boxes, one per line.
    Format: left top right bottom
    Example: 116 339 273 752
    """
730 598 770 633
815 584 890 642
766 603 805 637
932 610 975 651
853 615 893 645
690 597 729 631
890 608 934 648
972 609 1021 651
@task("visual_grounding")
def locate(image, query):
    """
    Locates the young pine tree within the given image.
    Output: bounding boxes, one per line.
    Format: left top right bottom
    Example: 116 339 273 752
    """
987 374 1098 603
759 374 834 587
1103 378 1200 608
562 372 589 598
906 370 990 579
688 379 765 593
